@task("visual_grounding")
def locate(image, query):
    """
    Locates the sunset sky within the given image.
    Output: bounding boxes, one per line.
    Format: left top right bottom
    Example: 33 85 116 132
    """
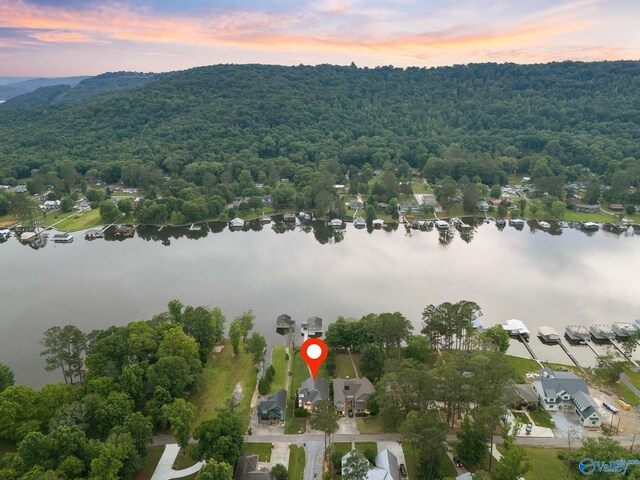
1 0 639 76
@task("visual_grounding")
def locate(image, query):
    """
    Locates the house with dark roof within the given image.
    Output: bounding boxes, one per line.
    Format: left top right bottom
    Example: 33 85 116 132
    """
301 316 323 338
257 389 287 423
334 377 375 415
297 377 329 411
234 453 272 480
532 368 601 427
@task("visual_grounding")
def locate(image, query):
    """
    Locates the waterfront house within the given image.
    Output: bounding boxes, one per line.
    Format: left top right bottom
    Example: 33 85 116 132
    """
283 213 296 222
434 220 449 230
349 200 364 211
261 195 273 206
257 389 287 423
297 377 329 411
234 453 272 480
334 377 375 415
341 449 399 480
41 200 61 210
230 217 245 229
575 204 600 213
532 368 601 427
420 194 437 206
477 200 490 212
330 218 343 228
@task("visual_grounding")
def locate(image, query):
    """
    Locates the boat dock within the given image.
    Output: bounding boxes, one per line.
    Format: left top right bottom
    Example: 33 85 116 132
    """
558 341 580 366
565 325 590 344
590 324 616 341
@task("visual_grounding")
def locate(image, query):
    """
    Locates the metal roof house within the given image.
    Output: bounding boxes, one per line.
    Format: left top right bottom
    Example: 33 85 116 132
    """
229 217 245 229
301 316 323 338
532 368 601 427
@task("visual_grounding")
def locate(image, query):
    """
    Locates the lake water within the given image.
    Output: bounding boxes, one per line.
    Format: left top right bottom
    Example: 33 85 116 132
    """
2 219 640 386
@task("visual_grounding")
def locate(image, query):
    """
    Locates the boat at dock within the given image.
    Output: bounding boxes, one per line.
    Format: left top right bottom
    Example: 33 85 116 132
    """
612 322 636 339
509 218 525 227
0 228 11 241
52 233 74 243
538 326 561 344
188 223 202 231
502 319 530 339
259 214 272 224
538 221 551 230
495 218 506 226
353 217 366 228
85 229 104 240
589 324 615 341
329 218 344 228
372 219 384 229
565 325 590 344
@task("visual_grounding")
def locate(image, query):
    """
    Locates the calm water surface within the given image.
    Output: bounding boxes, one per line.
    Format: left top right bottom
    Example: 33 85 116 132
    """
1 220 640 386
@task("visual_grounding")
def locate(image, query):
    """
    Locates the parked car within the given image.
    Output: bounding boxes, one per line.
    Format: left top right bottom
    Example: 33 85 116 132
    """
399 464 407 478
525 423 533 434
348 409 354 418
453 456 462 467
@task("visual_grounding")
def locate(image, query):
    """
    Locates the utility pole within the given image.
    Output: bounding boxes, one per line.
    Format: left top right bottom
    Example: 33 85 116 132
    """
631 433 637 453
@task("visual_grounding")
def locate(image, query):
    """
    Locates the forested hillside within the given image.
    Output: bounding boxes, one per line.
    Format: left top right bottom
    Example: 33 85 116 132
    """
1 61 639 226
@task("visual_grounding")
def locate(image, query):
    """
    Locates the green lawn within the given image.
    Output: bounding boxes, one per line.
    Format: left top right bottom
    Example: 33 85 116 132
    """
49 209 103 231
190 338 258 430
511 410 529 424
134 446 165 480
510 447 571 480
285 349 310 434
529 407 554 428
505 355 541 383
269 346 289 394
356 415 396 433
172 448 200 480
288 445 306 480
401 446 457 480
334 353 359 378
244 443 272 462
332 442 378 461
411 182 434 194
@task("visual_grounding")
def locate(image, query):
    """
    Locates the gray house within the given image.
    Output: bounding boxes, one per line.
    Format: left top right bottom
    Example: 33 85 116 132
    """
334 377 375 415
297 377 329 411
257 389 287 423
301 316 323 338
235 453 272 480
532 368 601 427
477 200 490 212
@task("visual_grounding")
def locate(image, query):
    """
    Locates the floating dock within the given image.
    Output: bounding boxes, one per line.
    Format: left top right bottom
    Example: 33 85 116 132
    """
502 319 530 339
612 322 636 339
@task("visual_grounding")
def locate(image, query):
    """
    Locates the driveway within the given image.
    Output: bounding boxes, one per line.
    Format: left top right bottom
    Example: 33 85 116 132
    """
337 416 359 434
506 411 554 438
303 442 324 480
377 441 406 478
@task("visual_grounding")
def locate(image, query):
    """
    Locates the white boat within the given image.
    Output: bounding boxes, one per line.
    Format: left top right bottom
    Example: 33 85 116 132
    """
538 221 551 230
0 228 11 240
188 223 202 231
434 220 449 230
259 214 271 224
19 231 38 243
372 219 384 228
329 218 343 228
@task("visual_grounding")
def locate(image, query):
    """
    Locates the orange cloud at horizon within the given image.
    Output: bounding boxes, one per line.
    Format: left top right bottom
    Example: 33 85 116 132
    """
0 0 638 74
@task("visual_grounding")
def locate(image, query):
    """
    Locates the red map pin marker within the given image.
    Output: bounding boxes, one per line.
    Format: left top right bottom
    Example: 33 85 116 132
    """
300 338 328 379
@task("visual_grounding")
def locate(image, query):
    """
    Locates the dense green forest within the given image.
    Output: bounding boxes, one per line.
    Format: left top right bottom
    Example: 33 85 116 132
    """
1 61 639 225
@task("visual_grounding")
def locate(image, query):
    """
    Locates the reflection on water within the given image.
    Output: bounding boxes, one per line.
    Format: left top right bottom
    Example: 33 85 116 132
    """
1 218 640 386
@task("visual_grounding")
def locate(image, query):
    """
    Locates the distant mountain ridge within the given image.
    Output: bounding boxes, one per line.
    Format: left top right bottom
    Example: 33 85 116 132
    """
0 76 88 100
0 72 161 109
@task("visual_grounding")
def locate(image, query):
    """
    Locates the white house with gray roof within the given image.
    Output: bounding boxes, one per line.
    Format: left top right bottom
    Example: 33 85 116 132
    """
532 368 601 427
341 449 399 480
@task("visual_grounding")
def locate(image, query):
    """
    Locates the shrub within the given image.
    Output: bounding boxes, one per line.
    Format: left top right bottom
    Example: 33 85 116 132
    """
258 378 270 395
294 408 308 418
355 412 368 417
363 446 377 465
331 451 343 470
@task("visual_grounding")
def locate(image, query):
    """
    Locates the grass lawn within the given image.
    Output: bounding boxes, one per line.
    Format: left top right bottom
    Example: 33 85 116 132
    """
401 446 457 480
511 410 529 424
49 209 103 231
269 346 288 394
499 447 571 480
411 182 434 194
356 415 397 433
332 442 378 461
190 338 257 430
133 445 164 480
172 448 200 480
285 349 310 434
529 407 554 428
244 443 272 462
0 213 18 226
505 355 541 383
288 445 306 480
334 353 359 378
